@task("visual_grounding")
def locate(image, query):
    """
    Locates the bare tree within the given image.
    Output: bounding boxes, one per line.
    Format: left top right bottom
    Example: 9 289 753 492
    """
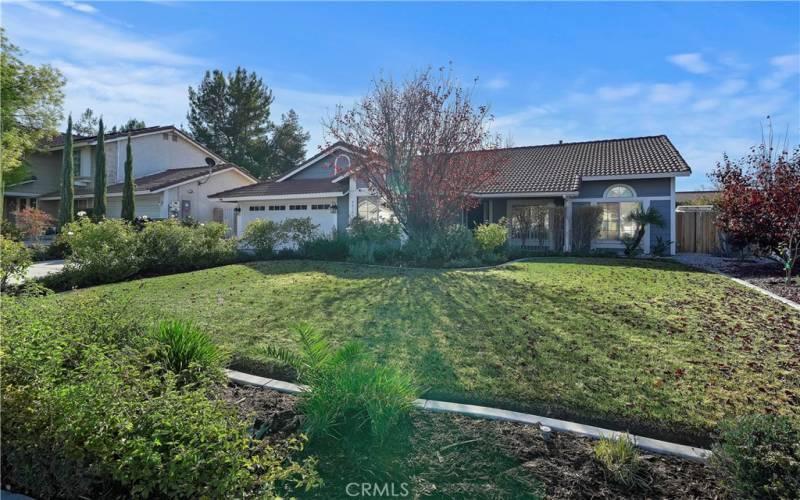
325 66 508 238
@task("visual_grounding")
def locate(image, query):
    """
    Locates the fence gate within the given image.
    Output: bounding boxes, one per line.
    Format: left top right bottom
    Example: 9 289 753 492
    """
675 209 720 254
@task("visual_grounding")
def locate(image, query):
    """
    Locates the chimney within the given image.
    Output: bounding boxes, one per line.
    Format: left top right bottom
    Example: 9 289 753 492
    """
558 140 563 144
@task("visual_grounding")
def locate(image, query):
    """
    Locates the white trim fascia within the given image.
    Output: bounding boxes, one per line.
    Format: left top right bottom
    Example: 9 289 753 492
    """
670 177 677 255
581 172 690 181
276 145 357 182
39 190 152 201
473 191 578 198
214 191 346 202
3 191 40 197
571 196 671 203
148 167 256 194
6 179 35 187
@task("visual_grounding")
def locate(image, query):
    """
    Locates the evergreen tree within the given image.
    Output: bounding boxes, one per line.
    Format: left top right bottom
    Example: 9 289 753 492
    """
187 67 273 177
266 109 310 178
74 107 99 136
120 133 135 221
110 118 146 134
58 115 74 227
93 117 107 218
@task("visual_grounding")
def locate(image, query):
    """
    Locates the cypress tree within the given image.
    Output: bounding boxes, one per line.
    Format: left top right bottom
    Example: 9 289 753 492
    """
58 115 75 227
93 117 107 219
120 133 135 221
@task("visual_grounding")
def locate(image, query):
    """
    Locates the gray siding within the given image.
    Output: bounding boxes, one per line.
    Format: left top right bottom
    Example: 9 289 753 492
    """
336 195 349 233
288 154 338 180
649 199 671 252
577 178 671 198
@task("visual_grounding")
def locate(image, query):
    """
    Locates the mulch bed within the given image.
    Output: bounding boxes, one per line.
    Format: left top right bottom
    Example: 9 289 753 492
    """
723 261 800 304
220 384 724 499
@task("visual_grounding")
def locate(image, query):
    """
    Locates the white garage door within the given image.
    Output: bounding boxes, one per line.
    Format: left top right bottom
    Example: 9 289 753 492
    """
239 198 339 240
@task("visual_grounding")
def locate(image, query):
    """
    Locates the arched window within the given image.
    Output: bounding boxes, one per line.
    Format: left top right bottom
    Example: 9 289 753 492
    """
604 184 636 198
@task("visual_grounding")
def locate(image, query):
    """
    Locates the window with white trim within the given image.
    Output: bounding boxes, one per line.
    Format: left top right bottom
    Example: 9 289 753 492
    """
249 205 266 212
288 204 308 210
597 184 640 241
357 196 380 221
268 205 286 211
604 184 636 198
311 204 331 210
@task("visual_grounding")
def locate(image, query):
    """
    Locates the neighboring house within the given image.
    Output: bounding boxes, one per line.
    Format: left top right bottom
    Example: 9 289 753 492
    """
210 135 691 255
3 125 257 228
676 190 720 206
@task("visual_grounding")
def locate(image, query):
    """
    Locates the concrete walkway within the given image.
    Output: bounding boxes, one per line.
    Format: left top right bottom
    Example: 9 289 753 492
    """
25 259 65 280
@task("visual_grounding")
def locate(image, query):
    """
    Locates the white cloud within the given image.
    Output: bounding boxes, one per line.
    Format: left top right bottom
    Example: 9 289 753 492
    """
667 53 711 74
648 82 693 104
485 77 509 90
62 0 98 14
716 78 747 96
759 54 800 91
596 84 642 101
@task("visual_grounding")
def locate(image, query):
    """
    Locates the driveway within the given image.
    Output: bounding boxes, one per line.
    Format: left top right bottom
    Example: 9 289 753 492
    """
25 259 65 280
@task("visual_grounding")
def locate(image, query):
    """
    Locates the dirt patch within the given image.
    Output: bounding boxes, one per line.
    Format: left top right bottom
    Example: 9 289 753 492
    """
725 261 800 304
220 384 724 499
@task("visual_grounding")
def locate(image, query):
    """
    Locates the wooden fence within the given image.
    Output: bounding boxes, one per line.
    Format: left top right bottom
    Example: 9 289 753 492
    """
676 209 720 254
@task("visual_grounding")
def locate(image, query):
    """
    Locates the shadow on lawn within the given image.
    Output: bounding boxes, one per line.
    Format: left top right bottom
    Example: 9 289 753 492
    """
236 258 717 446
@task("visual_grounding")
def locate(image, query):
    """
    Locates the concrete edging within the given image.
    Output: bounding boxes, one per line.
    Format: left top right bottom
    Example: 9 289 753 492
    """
225 369 712 463
720 272 800 312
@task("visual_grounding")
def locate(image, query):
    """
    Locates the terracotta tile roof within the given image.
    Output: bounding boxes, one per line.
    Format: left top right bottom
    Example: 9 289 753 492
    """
40 164 249 199
475 135 691 194
209 179 347 199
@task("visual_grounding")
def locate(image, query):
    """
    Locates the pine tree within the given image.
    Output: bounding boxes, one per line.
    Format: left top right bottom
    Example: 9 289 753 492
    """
120 133 135 221
187 67 274 177
93 117 107 219
267 109 310 178
58 115 74 227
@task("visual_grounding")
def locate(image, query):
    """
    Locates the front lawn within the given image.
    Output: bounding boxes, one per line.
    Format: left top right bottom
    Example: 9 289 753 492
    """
46 258 800 439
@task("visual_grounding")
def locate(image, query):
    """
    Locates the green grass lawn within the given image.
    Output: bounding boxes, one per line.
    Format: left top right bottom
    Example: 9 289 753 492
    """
47 258 800 438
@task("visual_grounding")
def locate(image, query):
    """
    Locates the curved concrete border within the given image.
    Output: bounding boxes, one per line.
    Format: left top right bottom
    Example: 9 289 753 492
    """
226 369 712 463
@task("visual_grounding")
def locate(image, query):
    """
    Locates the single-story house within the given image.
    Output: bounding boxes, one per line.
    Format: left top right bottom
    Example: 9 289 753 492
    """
209 135 691 254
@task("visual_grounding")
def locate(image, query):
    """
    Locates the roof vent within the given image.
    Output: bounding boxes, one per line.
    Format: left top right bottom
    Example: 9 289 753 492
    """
558 140 563 144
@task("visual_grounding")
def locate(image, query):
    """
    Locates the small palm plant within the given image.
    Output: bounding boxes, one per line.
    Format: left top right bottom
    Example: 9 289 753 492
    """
623 206 665 256
263 324 416 440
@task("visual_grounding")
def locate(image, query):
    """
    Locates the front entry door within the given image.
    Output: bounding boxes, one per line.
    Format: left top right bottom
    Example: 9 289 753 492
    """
181 200 191 219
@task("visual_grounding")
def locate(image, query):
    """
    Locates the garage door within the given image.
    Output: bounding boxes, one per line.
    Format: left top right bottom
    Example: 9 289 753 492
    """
239 198 339 241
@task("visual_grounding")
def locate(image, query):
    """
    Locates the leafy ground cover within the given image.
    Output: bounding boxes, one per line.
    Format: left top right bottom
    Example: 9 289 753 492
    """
223 384 722 499
43 258 800 441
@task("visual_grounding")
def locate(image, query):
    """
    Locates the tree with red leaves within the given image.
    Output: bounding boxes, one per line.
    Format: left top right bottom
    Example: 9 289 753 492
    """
712 124 800 284
13 207 53 244
325 67 508 238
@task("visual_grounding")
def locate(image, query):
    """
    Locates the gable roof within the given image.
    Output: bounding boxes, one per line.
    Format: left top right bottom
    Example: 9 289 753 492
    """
42 125 226 163
275 141 356 182
209 179 347 200
474 135 691 195
39 163 255 200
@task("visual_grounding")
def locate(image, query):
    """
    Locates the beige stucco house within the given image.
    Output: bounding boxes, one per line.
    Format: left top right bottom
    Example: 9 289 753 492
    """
4 126 256 229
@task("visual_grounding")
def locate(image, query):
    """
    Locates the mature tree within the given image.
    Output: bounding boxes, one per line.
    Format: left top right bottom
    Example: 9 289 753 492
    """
325 67 507 238
712 124 800 284
58 116 75 227
74 107 99 136
0 30 64 219
121 134 136 221
264 110 310 178
187 67 273 177
93 118 107 218
110 118 146 134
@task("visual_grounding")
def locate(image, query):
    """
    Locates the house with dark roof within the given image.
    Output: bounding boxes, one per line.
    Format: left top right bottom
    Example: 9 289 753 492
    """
4 125 257 227
210 135 690 254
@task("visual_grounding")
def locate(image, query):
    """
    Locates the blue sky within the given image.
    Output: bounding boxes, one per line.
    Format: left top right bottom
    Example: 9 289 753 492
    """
4 1 799 189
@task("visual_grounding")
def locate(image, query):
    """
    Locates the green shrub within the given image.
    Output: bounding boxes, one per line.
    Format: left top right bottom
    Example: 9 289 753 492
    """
0 236 31 291
1 219 23 240
60 217 141 285
243 219 288 258
347 218 401 264
1 296 318 498
30 239 69 261
263 324 416 440
306 232 349 261
593 435 644 488
711 414 800 499
284 217 319 251
433 225 477 262
474 219 508 255
151 319 224 384
651 236 672 257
